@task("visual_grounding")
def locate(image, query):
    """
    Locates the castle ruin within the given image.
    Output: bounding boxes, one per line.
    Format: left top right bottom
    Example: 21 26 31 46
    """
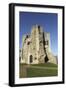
20 25 57 64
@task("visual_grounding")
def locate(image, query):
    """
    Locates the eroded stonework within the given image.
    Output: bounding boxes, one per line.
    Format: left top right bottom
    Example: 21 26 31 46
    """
20 25 57 64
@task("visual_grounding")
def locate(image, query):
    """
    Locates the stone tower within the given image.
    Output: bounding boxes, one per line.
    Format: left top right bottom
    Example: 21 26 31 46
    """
30 25 46 64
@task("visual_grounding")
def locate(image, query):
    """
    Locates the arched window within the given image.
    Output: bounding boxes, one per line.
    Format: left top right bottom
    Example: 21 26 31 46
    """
27 41 30 45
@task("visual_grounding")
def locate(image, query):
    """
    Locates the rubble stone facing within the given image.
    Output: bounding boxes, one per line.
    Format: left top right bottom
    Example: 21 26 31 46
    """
20 25 57 64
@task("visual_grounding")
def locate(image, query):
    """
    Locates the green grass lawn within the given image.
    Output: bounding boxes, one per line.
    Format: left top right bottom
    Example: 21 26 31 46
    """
27 67 57 77
19 63 58 78
31 63 58 67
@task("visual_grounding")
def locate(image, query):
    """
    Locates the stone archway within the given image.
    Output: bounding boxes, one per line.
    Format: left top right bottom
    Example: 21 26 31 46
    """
45 55 49 63
30 55 33 63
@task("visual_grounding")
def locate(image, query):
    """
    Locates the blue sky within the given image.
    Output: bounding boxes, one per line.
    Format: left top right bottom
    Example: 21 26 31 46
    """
19 12 58 56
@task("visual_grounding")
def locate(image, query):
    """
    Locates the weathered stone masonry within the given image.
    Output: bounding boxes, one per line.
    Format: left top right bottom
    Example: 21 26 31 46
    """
20 25 57 64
